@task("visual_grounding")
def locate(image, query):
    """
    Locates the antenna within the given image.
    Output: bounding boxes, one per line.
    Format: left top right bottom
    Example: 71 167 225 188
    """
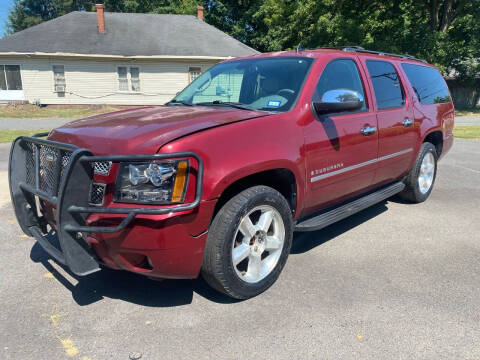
296 43 304 53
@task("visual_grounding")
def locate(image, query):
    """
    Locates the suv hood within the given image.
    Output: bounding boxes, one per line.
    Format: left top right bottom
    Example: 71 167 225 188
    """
49 106 268 154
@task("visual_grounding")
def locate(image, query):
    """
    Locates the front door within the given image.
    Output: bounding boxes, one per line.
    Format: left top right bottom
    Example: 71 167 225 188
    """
303 57 379 215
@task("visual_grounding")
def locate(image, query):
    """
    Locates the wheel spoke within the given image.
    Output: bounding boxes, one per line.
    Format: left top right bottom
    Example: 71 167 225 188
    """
246 253 262 281
238 215 256 238
257 210 274 232
232 244 250 265
265 235 281 251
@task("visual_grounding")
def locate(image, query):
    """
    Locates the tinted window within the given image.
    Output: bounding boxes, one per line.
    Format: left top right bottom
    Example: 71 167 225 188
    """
366 60 404 110
314 58 366 111
401 63 451 104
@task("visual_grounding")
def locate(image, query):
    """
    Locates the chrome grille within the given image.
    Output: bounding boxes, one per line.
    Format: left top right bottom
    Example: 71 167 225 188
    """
93 161 112 175
89 183 106 206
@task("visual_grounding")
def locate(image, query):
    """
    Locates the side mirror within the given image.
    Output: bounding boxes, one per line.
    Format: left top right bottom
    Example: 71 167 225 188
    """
313 89 364 115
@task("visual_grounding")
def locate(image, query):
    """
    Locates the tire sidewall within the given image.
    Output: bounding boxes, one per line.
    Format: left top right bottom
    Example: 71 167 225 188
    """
411 143 438 202
215 187 293 298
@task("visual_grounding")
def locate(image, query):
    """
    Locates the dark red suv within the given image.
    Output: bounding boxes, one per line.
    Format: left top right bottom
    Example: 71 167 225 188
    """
9 47 454 299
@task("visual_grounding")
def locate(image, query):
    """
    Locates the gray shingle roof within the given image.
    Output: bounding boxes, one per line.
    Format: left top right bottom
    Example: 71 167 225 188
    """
0 11 258 58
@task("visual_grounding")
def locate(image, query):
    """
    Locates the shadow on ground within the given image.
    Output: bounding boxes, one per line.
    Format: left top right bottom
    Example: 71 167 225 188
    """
29 201 389 307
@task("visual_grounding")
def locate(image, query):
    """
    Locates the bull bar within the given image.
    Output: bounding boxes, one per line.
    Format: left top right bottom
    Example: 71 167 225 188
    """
9 135 203 276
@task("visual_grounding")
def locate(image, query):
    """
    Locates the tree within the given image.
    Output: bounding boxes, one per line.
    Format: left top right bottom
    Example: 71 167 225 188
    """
6 0 96 34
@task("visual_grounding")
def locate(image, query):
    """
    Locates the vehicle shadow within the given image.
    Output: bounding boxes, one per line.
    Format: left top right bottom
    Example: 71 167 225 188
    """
291 201 388 254
30 243 238 307
29 200 389 307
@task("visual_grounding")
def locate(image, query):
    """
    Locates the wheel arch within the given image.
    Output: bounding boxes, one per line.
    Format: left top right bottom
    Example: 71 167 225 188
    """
210 166 301 223
422 129 443 157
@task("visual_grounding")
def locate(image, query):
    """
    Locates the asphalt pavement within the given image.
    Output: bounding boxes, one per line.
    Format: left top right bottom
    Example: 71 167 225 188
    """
0 139 479 360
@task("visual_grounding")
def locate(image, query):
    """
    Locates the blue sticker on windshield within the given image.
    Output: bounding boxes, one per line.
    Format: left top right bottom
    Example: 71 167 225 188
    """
267 100 282 108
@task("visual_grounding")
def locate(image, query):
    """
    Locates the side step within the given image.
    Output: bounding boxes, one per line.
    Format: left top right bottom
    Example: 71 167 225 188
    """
295 182 405 232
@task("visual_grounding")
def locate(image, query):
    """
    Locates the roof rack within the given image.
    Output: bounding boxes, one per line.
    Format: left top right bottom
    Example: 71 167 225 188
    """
317 46 427 63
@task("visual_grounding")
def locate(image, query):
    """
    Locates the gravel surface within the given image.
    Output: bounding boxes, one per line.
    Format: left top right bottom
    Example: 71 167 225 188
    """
0 139 479 360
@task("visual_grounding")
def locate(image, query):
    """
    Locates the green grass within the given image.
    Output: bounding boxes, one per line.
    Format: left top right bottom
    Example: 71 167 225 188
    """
455 108 480 117
0 129 49 143
453 125 480 139
0 104 137 119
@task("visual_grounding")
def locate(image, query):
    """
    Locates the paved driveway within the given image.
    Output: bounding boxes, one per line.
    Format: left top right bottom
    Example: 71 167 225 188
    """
0 118 74 130
455 116 480 126
0 140 479 360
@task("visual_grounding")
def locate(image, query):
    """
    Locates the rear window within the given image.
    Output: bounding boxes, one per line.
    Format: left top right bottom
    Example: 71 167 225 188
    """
366 60 405 110
401 64 451 104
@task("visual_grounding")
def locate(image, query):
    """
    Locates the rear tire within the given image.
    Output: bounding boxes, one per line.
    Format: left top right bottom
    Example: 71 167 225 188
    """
202 185 293 299
398 142 437 203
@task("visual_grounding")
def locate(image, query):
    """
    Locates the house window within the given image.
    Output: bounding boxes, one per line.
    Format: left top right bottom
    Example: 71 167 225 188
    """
53 65 66 92
0 65 23 90
118 66 140 92
189 67 202 83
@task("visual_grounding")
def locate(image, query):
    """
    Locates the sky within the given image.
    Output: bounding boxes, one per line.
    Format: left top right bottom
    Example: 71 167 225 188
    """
0 0 14 36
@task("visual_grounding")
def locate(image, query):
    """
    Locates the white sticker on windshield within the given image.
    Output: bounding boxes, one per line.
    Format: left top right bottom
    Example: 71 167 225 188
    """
267 100 282 108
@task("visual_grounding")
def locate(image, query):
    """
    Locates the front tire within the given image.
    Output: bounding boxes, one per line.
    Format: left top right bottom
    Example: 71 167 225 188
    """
202 186 293 299
398 142 438 203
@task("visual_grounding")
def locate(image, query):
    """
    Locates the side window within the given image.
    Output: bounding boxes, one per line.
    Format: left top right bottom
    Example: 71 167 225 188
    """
53 65 66 92
401 63 451 104
188 67 202 83
117 66 141 92
313 58 366 111
0 65 23 90
366 60 405 110
117 66 128 91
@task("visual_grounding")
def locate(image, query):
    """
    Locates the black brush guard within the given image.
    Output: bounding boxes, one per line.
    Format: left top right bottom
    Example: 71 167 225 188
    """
9 135 203 276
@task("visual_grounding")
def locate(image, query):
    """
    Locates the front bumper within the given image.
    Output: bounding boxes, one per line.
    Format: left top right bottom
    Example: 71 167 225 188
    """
9 135 204 276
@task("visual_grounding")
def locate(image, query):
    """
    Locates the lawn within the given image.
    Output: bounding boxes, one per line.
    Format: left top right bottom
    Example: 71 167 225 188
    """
0 129 49 143
455 108 480 117
453 125 480 139
0 104 139 119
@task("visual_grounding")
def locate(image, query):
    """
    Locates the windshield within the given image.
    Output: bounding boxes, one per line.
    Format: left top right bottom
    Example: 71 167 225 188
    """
170 57 314 112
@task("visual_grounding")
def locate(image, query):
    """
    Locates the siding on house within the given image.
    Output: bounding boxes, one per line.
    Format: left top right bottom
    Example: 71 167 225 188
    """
0 56 219 105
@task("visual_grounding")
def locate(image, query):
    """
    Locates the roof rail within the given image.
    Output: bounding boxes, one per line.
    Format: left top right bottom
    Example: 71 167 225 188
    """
340 46 427 63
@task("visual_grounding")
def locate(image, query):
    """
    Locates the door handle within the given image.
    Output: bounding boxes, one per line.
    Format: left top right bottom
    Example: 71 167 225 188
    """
402 118 414 127
360 126 377 136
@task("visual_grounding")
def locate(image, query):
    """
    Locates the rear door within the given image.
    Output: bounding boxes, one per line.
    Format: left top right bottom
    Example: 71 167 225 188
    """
303 57 378 214
360 58 417 185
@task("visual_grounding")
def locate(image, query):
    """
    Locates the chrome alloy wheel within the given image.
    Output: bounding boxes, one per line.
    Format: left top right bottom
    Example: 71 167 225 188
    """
231 205 285 283
418 152 435 194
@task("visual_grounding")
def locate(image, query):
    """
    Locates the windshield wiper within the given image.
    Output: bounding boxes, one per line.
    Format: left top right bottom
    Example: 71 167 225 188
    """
166 99 193 106
196 100 256 111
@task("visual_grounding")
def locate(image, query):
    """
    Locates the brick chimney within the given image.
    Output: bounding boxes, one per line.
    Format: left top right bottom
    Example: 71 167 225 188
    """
95 4 105 33
197 6 204 21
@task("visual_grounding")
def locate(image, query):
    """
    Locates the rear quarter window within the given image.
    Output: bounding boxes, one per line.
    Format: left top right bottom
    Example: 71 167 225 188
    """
366 60 405 110
401 64 451 104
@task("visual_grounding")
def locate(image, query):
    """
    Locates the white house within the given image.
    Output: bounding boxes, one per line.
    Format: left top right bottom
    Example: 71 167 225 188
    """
0 5 258 105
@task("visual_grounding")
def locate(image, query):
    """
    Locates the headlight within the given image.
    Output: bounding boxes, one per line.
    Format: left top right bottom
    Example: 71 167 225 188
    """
114 160 189 204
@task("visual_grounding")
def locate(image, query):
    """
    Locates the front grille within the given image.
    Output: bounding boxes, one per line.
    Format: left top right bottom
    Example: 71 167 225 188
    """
24 143 73 197
23 141 107 207
89 183 106 206
94 161 112 175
